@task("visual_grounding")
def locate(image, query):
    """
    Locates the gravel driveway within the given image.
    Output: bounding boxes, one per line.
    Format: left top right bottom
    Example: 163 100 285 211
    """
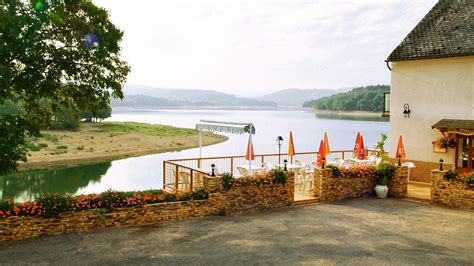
1 198 473 265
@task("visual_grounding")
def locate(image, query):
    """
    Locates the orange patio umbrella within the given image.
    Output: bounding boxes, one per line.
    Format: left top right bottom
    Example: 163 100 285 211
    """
245 136 255 161
354 132 366 160
317 139 326 167
288 131 296 163
396 134 406 159
324 132 331 154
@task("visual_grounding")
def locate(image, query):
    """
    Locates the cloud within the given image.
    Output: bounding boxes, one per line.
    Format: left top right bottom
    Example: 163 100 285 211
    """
93 0 437 96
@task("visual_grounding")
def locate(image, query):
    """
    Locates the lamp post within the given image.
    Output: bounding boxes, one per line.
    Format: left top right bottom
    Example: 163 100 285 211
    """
322 157 326 169
439 159 444 171
276 136 283 164
211 164 216 176
283 159 288 171
397 155 402 166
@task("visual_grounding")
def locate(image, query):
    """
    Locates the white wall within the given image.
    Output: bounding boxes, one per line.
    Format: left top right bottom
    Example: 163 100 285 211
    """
389 56 474 164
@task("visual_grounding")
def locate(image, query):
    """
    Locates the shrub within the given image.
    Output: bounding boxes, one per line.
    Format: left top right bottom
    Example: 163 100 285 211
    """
465 175 474 186
376 163 396 186
25 143 42 152
222 169 287 189
444 170 458 181
222 172 233 190
0 188 208 219
326 165 341 177
56 145 68 150
339 166 378 179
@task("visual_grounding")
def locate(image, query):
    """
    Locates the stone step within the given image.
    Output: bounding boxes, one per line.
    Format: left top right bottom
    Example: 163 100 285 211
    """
293 198 321 205
403 197 430 204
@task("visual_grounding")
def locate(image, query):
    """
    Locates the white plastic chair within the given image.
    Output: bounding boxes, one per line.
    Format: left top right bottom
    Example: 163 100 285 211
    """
237 166 249 177
344 158 359 167
262 162 274 172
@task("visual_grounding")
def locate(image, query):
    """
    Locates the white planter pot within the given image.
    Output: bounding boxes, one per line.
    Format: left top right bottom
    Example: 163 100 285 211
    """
374 185 389 198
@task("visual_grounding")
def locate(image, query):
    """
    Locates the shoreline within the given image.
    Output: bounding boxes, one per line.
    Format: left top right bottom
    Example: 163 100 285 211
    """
19 122 228 170
304 108 385 117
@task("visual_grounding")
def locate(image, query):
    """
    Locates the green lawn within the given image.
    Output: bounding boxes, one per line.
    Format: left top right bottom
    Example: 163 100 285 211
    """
96 122 198 137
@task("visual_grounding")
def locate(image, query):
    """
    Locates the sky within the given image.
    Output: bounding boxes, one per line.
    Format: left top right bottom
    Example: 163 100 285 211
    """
93 0 437 97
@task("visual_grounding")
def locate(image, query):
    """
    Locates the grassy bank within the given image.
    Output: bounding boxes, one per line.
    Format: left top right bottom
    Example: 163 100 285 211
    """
21 122 227 169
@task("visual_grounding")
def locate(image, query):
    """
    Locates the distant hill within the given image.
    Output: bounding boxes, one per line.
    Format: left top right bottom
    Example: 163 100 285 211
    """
113 85 277 109
303 85 390 112
255 88 352 107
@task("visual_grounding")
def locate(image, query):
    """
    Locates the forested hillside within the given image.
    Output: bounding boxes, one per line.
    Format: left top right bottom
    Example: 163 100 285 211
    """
303 85 389 112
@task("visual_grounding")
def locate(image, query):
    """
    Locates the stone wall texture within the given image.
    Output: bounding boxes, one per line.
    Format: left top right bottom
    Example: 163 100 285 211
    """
1 173 294 245
313 166 408 202
431 170 473 210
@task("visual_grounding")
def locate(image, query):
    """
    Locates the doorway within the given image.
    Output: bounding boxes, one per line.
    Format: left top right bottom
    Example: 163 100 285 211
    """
455 135 473 172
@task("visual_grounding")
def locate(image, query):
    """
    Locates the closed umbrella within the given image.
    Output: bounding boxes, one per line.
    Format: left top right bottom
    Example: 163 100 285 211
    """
246 135 255 173
324 132 331 155
288 131 295 163
317 139 326 167
354 132 366 160
396 134 406 159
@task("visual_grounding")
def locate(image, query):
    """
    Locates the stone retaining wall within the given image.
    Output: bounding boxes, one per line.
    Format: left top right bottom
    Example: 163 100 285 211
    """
1 173 294 245
313 166 408 202
431 170 473 210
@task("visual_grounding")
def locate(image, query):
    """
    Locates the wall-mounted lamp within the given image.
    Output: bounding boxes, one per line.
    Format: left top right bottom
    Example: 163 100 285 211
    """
283 159 288 171
439 159 444 171
403 103 411 118
211 163 216 176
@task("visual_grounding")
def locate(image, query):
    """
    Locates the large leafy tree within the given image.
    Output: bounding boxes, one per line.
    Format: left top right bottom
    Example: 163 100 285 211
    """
0 0 130 174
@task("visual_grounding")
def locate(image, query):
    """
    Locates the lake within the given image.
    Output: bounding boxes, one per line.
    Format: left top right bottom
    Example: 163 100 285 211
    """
0 109 389 202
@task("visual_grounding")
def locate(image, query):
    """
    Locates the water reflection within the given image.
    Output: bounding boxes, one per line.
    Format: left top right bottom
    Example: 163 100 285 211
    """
0 162 111 202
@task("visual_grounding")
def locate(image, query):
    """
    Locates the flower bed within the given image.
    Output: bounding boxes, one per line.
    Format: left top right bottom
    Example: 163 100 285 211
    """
0 188 208 219
221 169 286 190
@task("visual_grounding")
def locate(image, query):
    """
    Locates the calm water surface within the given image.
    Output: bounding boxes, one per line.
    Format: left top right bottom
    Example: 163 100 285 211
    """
1 109 389 202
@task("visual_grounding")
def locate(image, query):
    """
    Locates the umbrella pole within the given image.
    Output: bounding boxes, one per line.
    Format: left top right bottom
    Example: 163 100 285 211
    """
249 133 252 174
199 130 202 158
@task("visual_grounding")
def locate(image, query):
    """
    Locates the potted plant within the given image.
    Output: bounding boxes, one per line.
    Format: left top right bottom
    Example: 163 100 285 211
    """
374 162 395 198
465 174 474 188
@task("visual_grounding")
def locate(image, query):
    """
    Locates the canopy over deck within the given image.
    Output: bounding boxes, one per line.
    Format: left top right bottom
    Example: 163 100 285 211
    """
195 120 256 171
196 120 255 134
432 119 474 136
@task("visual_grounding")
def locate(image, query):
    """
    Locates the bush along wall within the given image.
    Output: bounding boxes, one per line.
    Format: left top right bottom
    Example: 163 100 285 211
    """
431 170 473 210
1 171 294 245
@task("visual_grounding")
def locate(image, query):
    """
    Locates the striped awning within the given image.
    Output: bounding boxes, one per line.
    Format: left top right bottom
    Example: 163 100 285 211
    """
196 120 255 134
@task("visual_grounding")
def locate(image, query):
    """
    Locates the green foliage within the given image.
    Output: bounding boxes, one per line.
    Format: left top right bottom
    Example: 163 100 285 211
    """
304 85 390 112
374 133 388 152
56 145 68 150
98 122 198 136
51 104 80 130
326 165 341 177
0 0 130 174
376 163 396 185
26 143 43 152
465 174 474 185
96 208 107 225
444 170 458 181
267 169 286 185
0 188 207 219
191 187 209 200
77 145 85 150
222 172 234 190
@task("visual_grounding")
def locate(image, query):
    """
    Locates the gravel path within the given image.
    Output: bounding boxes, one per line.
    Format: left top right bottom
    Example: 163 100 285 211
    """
1 198 473 265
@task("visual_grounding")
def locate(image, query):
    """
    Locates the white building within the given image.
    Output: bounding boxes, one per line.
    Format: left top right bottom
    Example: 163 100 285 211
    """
386 0 474 182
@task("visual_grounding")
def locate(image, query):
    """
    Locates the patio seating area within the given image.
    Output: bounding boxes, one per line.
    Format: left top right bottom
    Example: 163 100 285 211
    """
163 149 386 201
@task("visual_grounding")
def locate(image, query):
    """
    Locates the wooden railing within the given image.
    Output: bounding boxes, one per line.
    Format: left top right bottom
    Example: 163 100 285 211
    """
163 149 385 192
